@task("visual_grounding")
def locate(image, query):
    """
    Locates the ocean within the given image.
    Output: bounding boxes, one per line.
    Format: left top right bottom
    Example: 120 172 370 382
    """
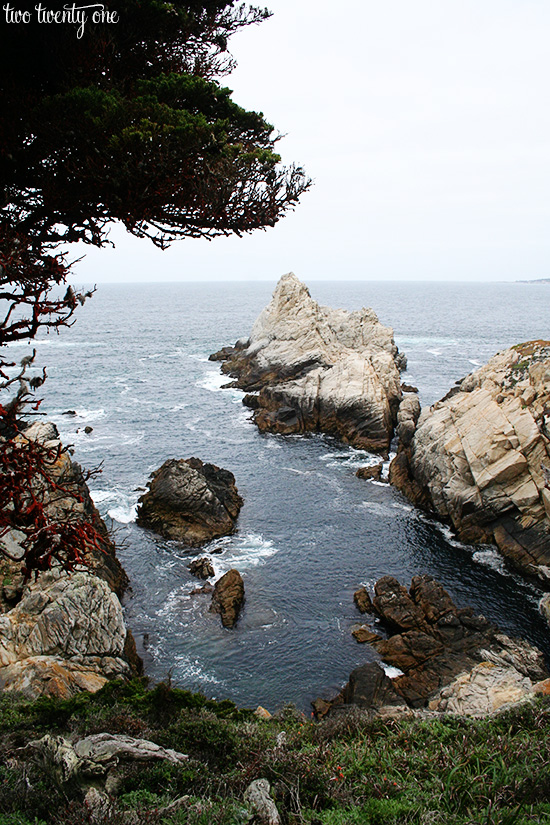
11 279 550 711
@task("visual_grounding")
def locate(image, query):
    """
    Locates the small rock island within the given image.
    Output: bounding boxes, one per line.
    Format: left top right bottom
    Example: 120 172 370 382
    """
211 272 406 454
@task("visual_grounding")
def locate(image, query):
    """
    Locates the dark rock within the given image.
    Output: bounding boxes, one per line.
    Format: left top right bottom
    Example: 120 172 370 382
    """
355 463 383 481
401 384 418 393
84 426 93 434
353 587 374 614
342 662 406 710
351 626 381 644
136 458 243 545
209 569 245 628
62 410 77 416
372 576 428 632
190 582 214 596
188 557 214 579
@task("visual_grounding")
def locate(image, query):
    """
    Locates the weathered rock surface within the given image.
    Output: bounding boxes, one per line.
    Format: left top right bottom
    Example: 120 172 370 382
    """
244 778 281 825
28 733 188 785
0 422 140 699
136 457 243 545
390 342 550 580
315 575 548 717
0 571 134 699
209 568 244 628
210 273 406 453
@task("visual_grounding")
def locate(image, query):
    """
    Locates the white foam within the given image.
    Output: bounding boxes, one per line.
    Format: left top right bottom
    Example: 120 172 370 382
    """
472 547 506 574
197 370 231 392
209 533 279 578
380 663 404 678
469 359 482 367
90 488 138 524
427 349 442 357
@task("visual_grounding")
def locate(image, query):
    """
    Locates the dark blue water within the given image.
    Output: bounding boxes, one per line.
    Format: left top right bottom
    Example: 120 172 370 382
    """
9 280 550 711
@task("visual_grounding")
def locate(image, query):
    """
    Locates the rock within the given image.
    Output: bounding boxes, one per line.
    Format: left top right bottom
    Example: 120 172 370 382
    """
0 571 134 699
189 582 214 596
332 574 547 716
353 586 375 613
540 593 550 626
341 662 408 711
84 426 93 434
391 342 550 579
372 576 429 632
210 273 406 454
254 705 272 719
136 457 243 545
244 779 281 825
429 661 535 716
28 732 188 784
351 626 382 644
62 410 77 416
188 556 214 579
356 463 383 481
209 569 245 628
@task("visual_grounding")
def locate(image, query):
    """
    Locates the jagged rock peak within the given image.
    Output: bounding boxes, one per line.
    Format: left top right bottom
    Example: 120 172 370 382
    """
210 273 406 454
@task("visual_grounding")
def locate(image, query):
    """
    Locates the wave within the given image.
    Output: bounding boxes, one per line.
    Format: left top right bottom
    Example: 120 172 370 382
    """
89 488 139 524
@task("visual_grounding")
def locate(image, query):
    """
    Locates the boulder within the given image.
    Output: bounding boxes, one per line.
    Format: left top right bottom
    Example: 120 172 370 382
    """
209 568 245 628
136 457 243 545
210 273 406 454
188 556 215 579
390 342 550 579
353 586 375 614
342 662 408 711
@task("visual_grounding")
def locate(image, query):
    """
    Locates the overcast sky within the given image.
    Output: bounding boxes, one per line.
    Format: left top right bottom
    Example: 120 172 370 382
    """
75 0 550 284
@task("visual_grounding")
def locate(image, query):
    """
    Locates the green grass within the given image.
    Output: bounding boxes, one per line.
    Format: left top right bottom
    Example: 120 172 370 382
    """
0 680 549 824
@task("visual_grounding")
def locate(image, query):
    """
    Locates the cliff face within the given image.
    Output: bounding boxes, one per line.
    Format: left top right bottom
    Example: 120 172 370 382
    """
211 273 405 453
0 422 140 699
390 342 550 579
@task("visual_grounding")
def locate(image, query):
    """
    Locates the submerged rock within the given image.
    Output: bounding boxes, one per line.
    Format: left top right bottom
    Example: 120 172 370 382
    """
390 342 550 580
136 457 243 545
209 568 245 628
210 273 406 454
316 574 548 718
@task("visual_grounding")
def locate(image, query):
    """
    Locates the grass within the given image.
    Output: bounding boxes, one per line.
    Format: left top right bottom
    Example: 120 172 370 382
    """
0 680 549 824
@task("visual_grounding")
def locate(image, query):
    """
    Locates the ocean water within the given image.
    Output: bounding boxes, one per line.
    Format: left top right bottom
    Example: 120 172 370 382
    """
10 280 550 711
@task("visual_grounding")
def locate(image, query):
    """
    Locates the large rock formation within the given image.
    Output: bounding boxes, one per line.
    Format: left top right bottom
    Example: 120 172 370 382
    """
390 342 550 579
136 457 243 544
210 273 406 454
316 575 548 718
0 422 140 698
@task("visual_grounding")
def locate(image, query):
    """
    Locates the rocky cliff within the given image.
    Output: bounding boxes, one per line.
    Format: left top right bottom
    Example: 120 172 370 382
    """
390 342 550 579
210 273 406 454
0 422 140 698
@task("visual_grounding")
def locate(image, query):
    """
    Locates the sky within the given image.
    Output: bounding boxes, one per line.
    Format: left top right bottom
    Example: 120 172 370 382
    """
74 0 550 284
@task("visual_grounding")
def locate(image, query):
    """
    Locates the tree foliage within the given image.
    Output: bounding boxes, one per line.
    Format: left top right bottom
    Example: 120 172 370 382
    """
0 1 310 573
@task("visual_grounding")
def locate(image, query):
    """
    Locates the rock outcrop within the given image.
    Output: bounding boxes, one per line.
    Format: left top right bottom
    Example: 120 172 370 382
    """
136 457 243 545
209 568 245 628
315 575 547 717
390 342 550 580
0 422 140 699
210 273 406 454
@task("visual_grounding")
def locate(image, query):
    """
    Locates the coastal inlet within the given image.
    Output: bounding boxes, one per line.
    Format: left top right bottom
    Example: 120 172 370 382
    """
26 279 550 710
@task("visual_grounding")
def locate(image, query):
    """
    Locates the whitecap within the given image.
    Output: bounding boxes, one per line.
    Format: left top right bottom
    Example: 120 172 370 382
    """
472 548 506 574
209 533 279 578
197 370 231 392
108 502 138 524
427 349 442 357
469 359 482 367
